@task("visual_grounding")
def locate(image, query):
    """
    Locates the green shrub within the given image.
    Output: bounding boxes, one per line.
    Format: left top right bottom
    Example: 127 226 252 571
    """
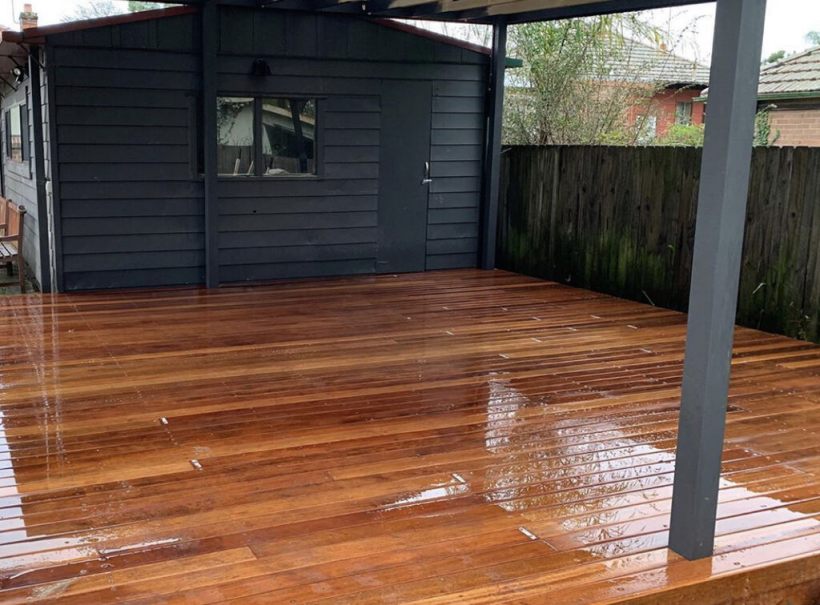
657 124 705 146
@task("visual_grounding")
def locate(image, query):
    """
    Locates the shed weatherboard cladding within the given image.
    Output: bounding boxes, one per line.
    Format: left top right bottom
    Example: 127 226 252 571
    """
1 82 44 286
49 13 204 290
47 8 487 290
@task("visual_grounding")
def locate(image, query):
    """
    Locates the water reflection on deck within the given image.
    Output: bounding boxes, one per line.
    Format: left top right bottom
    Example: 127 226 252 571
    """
0 269 818 603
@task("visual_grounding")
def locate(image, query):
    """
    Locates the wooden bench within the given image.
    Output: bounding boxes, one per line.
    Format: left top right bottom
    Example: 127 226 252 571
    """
0 198 26 293
0 196 8 235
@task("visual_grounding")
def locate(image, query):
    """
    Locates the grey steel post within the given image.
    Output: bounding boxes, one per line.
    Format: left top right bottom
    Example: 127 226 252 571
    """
669 0 767 560
202 0 219 287
480 21 507 270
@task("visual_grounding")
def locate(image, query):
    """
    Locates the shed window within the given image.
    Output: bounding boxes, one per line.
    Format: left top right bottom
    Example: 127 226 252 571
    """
4 104 28 163
217 96 317 177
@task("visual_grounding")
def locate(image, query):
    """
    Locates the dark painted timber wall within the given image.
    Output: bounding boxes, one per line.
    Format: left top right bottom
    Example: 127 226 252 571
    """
0 81 44 286
498 145 820 343
46 8 487 290
48 14 204 290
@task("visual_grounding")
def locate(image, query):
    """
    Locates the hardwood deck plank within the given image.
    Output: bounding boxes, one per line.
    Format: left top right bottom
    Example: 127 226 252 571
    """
0 269 817 604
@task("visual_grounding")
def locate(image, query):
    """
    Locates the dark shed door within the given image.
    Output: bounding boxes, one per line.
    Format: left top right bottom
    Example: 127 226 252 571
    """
377 81 432 273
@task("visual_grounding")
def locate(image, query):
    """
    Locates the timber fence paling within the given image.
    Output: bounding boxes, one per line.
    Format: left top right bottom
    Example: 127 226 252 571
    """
497 145 820 343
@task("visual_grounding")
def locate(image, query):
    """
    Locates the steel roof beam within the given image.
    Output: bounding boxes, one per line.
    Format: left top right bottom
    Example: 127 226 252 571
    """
435 0 711 23
134 0 714 23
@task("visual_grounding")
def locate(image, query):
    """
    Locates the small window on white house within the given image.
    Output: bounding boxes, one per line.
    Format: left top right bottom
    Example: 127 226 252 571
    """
216 96 317 177
676 101 693 125
636 114 658 143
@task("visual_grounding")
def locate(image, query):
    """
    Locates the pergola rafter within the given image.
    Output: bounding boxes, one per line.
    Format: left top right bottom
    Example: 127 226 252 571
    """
158 0 711 23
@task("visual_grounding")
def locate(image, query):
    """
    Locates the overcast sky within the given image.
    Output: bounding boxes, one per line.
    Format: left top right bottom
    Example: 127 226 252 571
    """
2 0 819 64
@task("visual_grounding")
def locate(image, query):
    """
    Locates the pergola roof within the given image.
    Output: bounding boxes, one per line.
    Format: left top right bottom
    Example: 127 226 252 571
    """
157 0 709 24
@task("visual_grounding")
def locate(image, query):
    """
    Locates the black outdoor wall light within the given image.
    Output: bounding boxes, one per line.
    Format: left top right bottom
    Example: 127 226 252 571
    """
11 65 27 84
251 58 272 77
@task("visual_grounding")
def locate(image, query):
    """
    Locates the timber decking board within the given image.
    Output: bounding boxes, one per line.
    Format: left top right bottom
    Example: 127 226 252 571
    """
0 269 818 604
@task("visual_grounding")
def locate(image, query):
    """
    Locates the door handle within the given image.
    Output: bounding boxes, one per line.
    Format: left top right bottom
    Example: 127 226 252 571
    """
421 161 432 185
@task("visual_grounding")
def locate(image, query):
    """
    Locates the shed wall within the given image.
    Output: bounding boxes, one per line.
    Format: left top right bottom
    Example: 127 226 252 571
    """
47 9 487 290
49 14 204 290
1 81 43 286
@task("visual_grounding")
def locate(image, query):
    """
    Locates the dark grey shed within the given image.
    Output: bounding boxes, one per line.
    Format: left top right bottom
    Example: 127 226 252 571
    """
1 6 501 291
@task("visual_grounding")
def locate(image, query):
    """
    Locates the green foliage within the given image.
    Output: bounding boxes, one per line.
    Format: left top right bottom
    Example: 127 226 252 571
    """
657 124 704 146
764 49 786 64
807 31 820 46
754 107 781 147
598 130 635 145
504 15 663 145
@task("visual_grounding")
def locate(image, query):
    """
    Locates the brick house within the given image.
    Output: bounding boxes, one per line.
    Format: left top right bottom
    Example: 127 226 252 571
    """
611 40 710 141
699 46 820 147
756 46 820 146
503 37 710 143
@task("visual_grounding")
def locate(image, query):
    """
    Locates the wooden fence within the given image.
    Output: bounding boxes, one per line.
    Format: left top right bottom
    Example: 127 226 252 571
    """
498 145 820 343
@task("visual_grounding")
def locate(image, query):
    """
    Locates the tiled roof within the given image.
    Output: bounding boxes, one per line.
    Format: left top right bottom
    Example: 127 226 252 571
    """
506 37 709 89
758 46 820 96
604 38 710 86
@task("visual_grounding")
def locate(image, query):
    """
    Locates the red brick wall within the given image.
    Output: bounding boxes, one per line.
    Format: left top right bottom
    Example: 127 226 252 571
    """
768 108 820 147
626 87 706 138
652 88 705 136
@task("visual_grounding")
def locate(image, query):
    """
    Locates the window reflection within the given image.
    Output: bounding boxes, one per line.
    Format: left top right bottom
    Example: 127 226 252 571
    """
262 98 316 176
216 96 317 177
217 97 254 176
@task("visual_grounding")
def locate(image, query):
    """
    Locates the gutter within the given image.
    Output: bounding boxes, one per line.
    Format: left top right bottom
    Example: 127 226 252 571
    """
694 90 820 103
756 91 820 102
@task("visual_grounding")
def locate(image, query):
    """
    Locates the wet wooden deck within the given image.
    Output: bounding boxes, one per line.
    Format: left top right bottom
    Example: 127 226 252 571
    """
0 269 819 604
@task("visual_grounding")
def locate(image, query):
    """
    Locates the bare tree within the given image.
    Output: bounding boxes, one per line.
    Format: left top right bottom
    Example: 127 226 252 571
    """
61 1 124 22
61 1 170 23
128 2 171 11
503 15 705 146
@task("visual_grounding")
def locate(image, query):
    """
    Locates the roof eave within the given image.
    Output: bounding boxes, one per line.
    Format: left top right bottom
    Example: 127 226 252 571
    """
0 7 517 63
757 90 820 102
660 80 709 89
1 5 199 45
